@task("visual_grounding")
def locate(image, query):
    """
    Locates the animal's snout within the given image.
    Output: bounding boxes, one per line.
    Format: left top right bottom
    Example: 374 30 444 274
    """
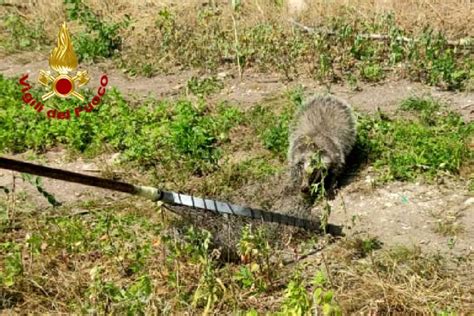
300 168 323 194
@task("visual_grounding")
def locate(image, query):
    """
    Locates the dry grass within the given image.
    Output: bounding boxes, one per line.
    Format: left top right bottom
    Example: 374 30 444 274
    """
1 0 472 89
0 1 473 314
1 195 473 314
300 0 473 38
288 243 471 314
3 0 473 42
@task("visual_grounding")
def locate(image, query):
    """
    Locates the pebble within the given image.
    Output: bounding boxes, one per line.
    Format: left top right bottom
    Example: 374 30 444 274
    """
108 153 121 164
217 72 228 79
464 197 474 206
81 163 97 170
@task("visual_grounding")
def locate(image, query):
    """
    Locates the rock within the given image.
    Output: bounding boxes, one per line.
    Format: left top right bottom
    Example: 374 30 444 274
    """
217 72 228 79
464 197 474 206
81 163 97 171
108 153 121 164
288 0 307 16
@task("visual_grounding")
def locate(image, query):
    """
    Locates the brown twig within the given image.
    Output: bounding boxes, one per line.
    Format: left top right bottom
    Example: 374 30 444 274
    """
289 19 472 47
231 14 243 81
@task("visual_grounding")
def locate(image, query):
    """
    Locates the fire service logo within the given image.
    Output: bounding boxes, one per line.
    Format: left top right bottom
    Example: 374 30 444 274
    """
18 22 109 119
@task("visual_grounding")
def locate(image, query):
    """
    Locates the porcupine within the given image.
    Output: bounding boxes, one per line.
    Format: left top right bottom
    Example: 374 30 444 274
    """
288 94 357 196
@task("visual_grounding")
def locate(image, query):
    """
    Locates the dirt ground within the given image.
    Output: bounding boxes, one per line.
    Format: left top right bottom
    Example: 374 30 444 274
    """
1 52 473 259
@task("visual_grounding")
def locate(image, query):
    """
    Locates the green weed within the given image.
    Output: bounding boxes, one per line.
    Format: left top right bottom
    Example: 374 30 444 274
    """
0 75 242 175
308 152 332 231
249 90 301 158
343 237 383 259
187 76 224 96
64 0 126 61
0 242 23 287
237 225 272 291
400 96 440 113
161 226 224 313
312 270 341 316
86 268 153 314
0 13 48 53
280 271 311 315
356 97 473 182
234 265 266 292
409 29 471 90
360 63 384 82
20 174 61 207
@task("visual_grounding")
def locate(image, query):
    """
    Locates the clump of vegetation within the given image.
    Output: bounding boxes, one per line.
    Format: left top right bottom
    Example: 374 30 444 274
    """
342 236 383 259
407 30 471 90
0 241 23 288
260 107 293 157
235 225 272 293
0 13 48 53
280 271 312 315
187 76 224 96
432 209 465 237
64 0 126 61
360 62 384 82
249 87 303 159
312 270 341 315
0 75 242 175
280 269 341 315
356 97 473 182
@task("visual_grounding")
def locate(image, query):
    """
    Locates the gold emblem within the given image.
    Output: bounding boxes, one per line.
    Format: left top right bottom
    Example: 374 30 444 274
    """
38 22 90 101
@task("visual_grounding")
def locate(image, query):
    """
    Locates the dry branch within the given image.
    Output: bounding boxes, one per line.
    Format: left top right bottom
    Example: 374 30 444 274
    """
289 19 473 47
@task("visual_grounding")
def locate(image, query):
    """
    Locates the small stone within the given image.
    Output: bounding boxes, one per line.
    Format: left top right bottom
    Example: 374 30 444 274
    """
217 72 227 79
464 197 474 206
109 153 121 164
81 163 97 171
365 175 373 183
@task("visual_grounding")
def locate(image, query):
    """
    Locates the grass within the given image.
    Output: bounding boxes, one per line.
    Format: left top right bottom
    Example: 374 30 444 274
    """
432 209 465 237
356 97 473 182
64 0 126 62
328 244 471 313
0 74 242 175
0 74 283 197
1 73 471 187
150 11 467 89
1 2 472 90
0 2 473 312
1 192 471 314
187 76 224 97
119 8 472 90
0 13 49 53
1 72 472 314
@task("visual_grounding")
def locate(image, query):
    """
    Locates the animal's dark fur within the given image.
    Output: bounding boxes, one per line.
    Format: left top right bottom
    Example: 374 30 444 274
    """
288 94 356 193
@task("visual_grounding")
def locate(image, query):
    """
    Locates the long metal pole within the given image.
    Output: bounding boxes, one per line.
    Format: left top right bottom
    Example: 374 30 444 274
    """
0 157 342 234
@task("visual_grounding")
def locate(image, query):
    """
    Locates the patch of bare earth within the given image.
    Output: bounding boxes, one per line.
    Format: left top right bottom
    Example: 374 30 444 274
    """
330 177 473 255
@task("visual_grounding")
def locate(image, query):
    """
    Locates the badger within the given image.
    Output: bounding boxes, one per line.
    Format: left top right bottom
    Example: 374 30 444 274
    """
288 94 357 195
